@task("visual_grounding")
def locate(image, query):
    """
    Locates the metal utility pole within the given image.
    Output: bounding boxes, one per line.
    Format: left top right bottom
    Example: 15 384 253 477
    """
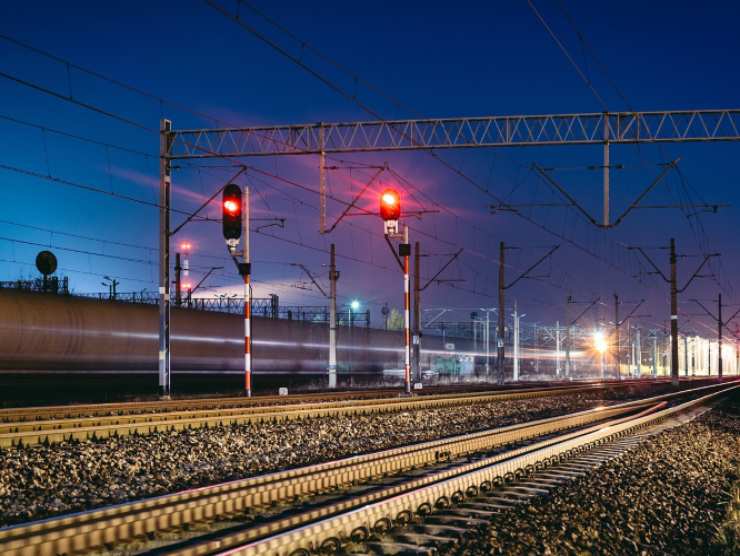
413 241 421 383
613 295 645 380
614 293 620 378
670 238 679 385
403 225 411 395
534 323 539 375
512 302 523 381
409 244 462 383
651 331 658 377
497 241 559 383
691 293 740 380
635 328 642 378
485 310 491 376
319 124 326 234
292 251 341 389
603 113 610 227
159 118 173 399
555 321 562 377
497 242 505 382
684 336 689 377
328 243 338 389
242 187 252 397
632 238 718 386
719 293 723 377
175 252 183 307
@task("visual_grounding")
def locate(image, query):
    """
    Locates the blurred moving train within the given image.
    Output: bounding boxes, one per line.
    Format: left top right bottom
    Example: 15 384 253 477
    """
0 290 479 382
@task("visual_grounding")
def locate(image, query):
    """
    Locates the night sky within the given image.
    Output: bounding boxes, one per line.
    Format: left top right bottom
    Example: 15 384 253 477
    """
1 0 739 336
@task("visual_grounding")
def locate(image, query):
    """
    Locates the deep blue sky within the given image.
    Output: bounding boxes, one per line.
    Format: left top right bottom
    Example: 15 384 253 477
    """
1 0 739 335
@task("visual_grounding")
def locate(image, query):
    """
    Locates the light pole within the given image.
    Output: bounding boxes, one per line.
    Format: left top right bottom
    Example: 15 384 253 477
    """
478 308 496 380
380 188 411 395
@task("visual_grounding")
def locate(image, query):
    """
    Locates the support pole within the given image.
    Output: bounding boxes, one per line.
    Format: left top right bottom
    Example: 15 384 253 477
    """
497 241 505 383
319 124 326 234
603 112 610 227
564 296 571 378
403 226 411 395
670 237 679 386
413 241 421 383
328 243 338 389
718 293 724 379
614 293 620 379
652 333 658 377
534 323 540 375
243 187 252 397
684 335 689 377
158 118 172 399
484 311 490 378
175 252 182 307
555 321 562 377
512 301 520 381
635 327 642 378
472 315 477 351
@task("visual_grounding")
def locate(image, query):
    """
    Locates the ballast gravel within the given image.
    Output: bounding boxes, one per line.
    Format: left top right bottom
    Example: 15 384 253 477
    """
451 401 740 556
0 393 608 525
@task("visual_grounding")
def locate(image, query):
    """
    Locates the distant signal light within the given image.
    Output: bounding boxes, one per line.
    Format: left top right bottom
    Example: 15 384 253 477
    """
380 188 401 221
222 184 242 250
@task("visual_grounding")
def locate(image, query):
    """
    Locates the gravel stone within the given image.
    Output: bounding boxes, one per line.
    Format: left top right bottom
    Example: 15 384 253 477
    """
0 394 607 525
451 400 740 556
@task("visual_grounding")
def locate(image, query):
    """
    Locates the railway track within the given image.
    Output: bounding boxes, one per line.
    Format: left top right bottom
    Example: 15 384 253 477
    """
0 382 652 447
209 382 737 556
0 377 676 422
0 381 733 556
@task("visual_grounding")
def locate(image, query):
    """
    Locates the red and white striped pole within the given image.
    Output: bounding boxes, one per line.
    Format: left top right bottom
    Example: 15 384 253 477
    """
243 186 252 397
403 225 411 395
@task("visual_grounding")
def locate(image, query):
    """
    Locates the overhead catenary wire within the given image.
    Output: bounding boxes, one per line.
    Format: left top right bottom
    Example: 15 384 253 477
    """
0 32 226 127
0 28 637 305
526 0 609 111
204 0 637 281
0 68 155 133
0 112 155 159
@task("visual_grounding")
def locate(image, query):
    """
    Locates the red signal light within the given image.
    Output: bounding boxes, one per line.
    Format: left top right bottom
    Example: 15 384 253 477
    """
380 188 401 221
223 199 240 214
222 184 242 242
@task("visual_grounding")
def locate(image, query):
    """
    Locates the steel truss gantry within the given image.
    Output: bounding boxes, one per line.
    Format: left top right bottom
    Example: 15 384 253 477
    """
167 109 740 158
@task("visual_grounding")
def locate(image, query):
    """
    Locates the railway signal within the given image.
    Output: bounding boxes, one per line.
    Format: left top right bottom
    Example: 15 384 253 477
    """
380 188 401 235
222 183 252 396
222 184 242 253
380 189 411 395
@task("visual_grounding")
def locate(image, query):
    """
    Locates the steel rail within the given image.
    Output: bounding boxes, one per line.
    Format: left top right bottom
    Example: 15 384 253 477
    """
0 381 732 556
231 381 739 556
0 389 404 422
0 383 641 447
0 378 663 422
0 376 684 423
